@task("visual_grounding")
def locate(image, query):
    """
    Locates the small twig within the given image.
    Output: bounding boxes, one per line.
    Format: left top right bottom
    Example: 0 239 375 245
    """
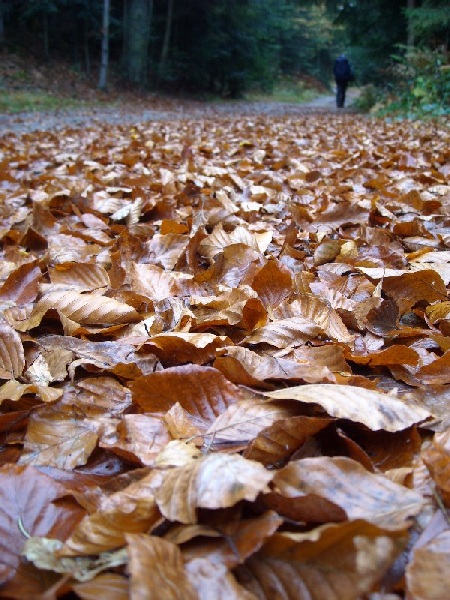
18 516 31 539
432 488 450 527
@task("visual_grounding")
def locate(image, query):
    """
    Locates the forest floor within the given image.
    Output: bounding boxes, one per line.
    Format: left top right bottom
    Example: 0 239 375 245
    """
0 88 361 134
5 51 450 600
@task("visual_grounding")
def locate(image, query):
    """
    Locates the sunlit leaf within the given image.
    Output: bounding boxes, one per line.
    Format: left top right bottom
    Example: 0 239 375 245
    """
265 456 425 529
19 406 98 469
127 534 197 599
0 323 25 380
155 454 273 524
263 384 431 432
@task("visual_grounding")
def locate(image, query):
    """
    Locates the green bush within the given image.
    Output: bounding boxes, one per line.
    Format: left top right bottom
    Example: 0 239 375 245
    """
377 47 450 118
352 84 380 112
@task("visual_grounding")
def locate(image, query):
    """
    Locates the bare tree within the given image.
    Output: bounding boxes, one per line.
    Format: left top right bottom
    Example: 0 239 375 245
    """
98 0 110 90
122 0 153 86
159 0 174 71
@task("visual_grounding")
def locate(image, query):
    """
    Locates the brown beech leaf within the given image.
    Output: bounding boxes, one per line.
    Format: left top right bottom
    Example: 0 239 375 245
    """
74 376 131 417
214 345 335 386
146 332 231 366
155 440 203 467
163 403 203 443
422 428 450 505
244 415 332 467
61 471 163 556
72 573 129 600
250 259 293 308
189 286 267 332
131 365 243 430
293 343 350 373
382 270 447 314
23 537 127 583
48 263 110 291
186 558 257 600
409 251 450 285
146 233 189 270
265 457 425 529
100 414 171 466
179 510 283 569
0 262 42 306
19 407 98 469
155 454 273 524
289 294 355 343
0 464 84 587
235 521 406 600
39 335 143 375
0 379 63 404
129 263 177 300
15 290 141 331
0 323 25 379
205 399 300 444
127 534 197 600
263 384 431 432
416 350 450 385
405 512 450 600
243 316 323 348
348 345 420 367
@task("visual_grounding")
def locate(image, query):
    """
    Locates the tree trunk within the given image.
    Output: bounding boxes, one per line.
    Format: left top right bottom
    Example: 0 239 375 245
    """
123 0 152 86
159 0 174 71
98 0 110 90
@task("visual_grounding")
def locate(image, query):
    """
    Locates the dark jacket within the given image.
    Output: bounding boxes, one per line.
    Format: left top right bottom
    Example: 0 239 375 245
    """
333 55 354 82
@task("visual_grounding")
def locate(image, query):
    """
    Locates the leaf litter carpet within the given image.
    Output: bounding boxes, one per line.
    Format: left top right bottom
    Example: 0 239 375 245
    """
0 112 449 599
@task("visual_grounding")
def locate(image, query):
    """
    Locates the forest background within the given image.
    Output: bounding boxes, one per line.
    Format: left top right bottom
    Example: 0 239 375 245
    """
0 0 449 118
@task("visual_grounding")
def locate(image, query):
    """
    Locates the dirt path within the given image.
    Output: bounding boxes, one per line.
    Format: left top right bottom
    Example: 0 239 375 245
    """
0 89 361 135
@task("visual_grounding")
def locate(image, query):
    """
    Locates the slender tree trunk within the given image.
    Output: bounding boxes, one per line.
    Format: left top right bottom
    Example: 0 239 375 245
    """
121 0 129 69
98 0 110 89
407 0 415 49
159 0 174 70
124 0 152 86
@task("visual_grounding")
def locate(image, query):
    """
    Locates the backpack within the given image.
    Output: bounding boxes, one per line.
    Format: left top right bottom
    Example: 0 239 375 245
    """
334 57 354 82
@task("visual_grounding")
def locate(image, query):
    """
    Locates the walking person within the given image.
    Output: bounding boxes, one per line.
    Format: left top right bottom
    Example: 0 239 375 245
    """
333 54 354 108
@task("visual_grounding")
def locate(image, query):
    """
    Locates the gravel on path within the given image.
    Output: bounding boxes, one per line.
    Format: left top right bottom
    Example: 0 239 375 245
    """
0 90 361 136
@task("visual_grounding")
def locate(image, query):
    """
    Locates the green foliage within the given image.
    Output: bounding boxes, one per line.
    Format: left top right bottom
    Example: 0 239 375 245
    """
247 75 319 103
156 0 284 97
278 3 345 87
377 47 450 118
405 0 450 46
334 0 407 84
351 84 380 113
0 90 84 112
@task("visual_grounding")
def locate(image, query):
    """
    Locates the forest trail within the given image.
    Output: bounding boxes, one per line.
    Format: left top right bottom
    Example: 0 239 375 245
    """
0 89 360 135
